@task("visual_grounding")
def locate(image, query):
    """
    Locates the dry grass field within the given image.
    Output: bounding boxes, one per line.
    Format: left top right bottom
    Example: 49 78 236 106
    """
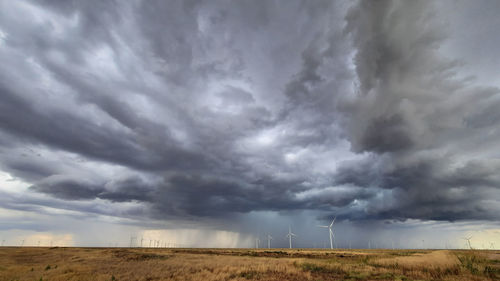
1 247 499 281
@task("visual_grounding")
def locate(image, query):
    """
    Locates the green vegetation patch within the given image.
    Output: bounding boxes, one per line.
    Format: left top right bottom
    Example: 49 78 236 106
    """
228 270 261 280
112 249 170 261
389 251 425 256
456 251 500 279
298 262 346 275
344 271 370 280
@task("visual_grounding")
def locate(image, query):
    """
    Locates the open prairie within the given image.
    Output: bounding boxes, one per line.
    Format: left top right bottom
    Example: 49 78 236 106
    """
1 247 499 281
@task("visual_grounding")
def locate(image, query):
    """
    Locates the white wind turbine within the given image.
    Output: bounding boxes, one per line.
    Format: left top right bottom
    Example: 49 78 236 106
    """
255 237 260 249
463 236 473 249
317 216 336 249
267 234 273 249
286 225 297 249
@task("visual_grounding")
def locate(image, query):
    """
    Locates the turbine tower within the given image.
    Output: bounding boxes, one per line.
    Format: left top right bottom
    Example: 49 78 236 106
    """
317 216 336 249
286 225 296 249
267 234 272 249
255 237 260 249
463 236 473 249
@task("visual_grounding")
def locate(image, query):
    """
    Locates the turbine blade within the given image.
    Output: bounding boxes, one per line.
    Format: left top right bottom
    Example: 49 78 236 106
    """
330 216 337 228
317 225 329 228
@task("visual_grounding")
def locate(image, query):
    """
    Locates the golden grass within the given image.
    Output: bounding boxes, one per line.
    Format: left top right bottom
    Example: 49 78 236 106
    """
376 250 458 267
0 247 499 281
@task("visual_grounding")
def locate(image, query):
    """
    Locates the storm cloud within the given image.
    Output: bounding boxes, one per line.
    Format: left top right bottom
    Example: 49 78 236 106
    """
1 0 500 233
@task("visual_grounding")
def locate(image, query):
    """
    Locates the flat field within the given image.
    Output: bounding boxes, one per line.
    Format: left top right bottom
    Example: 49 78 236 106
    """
1 247 499 281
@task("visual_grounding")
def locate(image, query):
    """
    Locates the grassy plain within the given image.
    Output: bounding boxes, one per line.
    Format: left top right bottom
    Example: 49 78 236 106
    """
0 247 499 280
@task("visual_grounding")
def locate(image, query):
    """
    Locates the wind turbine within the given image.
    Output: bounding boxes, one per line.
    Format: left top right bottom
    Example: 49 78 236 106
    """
267 234 272 249
286 225 297 249
255 237 260 249
317 216 336 249
463 236 473 250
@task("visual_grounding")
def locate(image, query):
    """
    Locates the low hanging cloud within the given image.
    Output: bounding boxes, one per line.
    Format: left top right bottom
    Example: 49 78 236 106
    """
0 0 499 228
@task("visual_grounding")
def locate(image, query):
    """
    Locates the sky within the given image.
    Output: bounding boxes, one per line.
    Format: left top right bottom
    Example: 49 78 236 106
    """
1 0 500 249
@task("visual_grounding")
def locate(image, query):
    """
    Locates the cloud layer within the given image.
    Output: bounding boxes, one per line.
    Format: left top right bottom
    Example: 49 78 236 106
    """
1 0 499 230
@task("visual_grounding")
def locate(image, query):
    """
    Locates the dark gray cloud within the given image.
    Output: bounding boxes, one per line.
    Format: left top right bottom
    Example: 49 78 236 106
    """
359 114 413 153
0 0 499 229
336 0 500 222
30 174 154 202
335 156 500 221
